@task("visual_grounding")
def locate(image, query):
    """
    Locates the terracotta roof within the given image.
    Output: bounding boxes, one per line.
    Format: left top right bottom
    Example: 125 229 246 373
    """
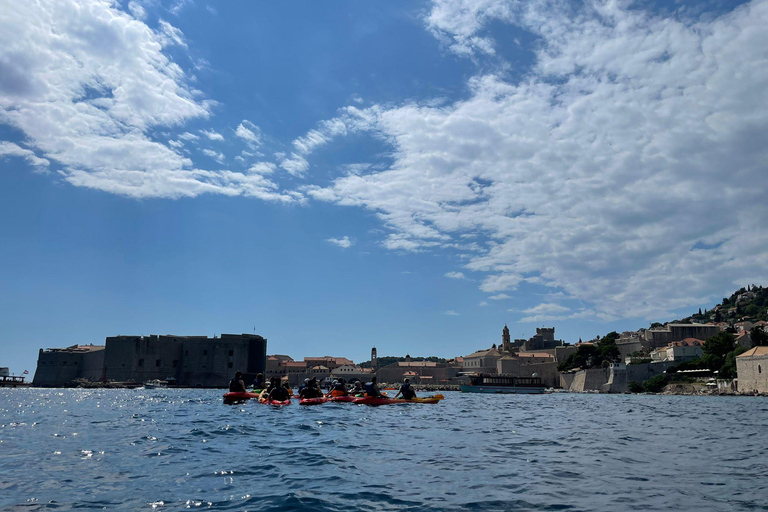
397 361 437 367
464 349 501 358
737 347 768 358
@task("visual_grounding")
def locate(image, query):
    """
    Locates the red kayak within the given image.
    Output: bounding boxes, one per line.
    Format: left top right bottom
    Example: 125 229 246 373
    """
299 397 329 406
328 395 356 403
223 392 261 403
352 395 443 405
259 397 291 406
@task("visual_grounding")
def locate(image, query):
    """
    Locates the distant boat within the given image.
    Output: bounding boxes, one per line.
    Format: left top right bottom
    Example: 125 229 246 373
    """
143 378 177 389
0 368 30 388
459 373 546 394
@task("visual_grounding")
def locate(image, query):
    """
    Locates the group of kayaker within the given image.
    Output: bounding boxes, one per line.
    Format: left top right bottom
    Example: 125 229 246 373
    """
228 372 418 400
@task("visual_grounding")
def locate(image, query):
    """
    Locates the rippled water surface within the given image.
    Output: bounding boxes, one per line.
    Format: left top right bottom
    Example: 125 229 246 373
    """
1 389 767 511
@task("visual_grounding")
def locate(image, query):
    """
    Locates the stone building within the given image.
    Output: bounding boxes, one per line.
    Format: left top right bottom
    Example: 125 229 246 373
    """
643 323 722 349
33 345 106 386
377 355 461 384
497 353 559 388
736 347 768 393
462 348 502 374
34 333 267 387
522 327 565 352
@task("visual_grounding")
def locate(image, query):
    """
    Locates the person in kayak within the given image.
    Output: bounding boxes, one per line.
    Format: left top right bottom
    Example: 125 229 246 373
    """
300 377 323 399
252 373 266 391
229 372 246 393
351 380 365 396
329 378 348 397
364 377 384 398
268 381 291 402
394 378 417 400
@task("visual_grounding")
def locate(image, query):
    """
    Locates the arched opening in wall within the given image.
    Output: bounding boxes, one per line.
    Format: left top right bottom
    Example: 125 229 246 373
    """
759 365 762 374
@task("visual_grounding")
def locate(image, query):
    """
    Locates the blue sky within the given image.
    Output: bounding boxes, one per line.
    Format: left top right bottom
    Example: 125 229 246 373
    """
1 0 766 375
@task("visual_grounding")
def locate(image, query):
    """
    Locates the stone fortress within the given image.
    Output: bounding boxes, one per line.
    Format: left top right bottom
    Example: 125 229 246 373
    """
33 333 266 387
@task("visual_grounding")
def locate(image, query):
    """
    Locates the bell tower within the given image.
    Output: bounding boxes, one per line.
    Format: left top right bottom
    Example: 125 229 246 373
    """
502 324 511 352
371 346 377 370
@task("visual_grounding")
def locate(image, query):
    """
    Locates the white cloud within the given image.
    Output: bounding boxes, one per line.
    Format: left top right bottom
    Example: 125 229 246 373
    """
200 129 224 141
169 0 193 16
478 301 489 307
247 162 276 175
127 1 147 20
444 271 466 279
0 141 50 171
327 236 354 249
158 20 187 48
202 149 225 164
0 0 300 202
521 303 570 315
307 0 768 321
235 120 261 148
444 310 460 316
489 294 511 300
178 132 200 141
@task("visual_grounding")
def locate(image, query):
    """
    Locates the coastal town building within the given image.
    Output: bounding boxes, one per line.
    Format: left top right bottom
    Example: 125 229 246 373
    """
735 330 753 349
643 323 722 348
377 355 461 384
649 339 704 363
497 352 559 388
33 345 106 386
521 327 564 352
736 347 768 393
34 333 267 387
462 348 502 374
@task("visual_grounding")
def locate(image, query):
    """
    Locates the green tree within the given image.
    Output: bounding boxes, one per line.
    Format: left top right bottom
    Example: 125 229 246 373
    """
703 332 736 361
751 327 768 346
642 375 668 393
720 346 748 379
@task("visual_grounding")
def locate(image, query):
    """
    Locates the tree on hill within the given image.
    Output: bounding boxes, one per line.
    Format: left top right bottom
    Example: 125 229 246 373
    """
751 327 768 346
704 332 736 362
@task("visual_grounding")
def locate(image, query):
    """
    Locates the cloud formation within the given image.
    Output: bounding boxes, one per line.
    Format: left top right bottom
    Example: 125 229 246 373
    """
0 0 295 202
0 141 50 171
327 236 354 249
306 0 768 320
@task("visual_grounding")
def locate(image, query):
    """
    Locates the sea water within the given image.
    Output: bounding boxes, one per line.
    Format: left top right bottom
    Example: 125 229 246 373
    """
1 389 766 511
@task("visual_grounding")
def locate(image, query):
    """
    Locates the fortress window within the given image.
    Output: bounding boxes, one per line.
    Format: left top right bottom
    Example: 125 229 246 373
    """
138 359 144 367
172 360 178 368
155 359 161 367
228 362 233 369
229 349 234 356
62 361 66 365
759 365 762 374
203 350 208 356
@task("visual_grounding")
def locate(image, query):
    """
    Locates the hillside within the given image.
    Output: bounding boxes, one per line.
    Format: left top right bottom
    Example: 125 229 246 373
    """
674 284 768 325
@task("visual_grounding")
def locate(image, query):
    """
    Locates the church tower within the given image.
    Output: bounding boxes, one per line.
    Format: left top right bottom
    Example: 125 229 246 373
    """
371 346 377 370
502 324 511 352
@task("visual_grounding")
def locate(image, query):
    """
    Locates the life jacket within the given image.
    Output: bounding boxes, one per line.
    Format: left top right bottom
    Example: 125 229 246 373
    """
364 382 379 397
401 384 415 399
229 379 244 392
270 386 290 401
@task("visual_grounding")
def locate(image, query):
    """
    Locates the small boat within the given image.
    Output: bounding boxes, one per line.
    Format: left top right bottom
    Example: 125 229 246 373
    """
144 378 177 389
459 374 545 394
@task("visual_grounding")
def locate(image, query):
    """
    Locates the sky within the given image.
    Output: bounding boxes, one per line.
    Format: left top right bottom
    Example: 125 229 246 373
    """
1 0 767 375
